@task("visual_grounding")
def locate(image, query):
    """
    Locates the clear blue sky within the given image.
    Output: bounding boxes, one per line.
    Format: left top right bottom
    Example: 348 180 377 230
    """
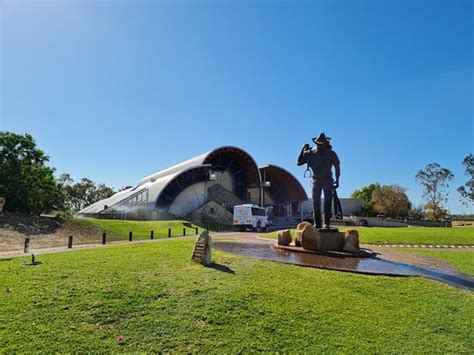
1 0 473 213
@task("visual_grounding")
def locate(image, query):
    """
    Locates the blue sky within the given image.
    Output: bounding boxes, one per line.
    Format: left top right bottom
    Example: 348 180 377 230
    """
1 0 472 213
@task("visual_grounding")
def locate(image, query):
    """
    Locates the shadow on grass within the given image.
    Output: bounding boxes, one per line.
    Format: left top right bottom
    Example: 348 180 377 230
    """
24 254 43 266
205 262 235 274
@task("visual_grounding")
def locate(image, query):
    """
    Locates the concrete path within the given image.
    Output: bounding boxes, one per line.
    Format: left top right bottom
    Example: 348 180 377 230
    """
372 244 473 249
2 231 473 259
0 232 261 259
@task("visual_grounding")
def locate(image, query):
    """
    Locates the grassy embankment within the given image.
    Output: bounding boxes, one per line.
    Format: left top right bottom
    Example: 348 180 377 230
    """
70 218 202 240
266 227 474 246
1 239 473 353
401 249 474 276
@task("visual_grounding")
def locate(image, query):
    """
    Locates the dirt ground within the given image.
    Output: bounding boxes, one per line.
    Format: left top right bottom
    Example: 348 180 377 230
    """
0 213 104 253
452 221 474 228
367 246 460 272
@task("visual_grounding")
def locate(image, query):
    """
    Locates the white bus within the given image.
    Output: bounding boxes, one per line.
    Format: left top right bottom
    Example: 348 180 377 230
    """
233 204 269 232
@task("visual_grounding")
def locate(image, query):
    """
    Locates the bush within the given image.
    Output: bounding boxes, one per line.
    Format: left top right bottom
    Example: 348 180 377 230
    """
54 209 74 221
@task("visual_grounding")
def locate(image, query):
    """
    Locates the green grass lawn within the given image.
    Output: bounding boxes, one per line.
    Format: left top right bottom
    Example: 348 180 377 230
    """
401 249 474 276
1 240 473 352
266 227 474 245
71 218 202 240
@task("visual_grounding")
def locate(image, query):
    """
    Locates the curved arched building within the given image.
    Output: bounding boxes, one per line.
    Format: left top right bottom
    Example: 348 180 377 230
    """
80 146 308 225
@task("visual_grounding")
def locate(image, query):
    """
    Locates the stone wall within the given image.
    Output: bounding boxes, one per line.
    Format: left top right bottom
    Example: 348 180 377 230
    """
207 184 243 209
405 219 452 228
351 216 452 228
187 200 233 225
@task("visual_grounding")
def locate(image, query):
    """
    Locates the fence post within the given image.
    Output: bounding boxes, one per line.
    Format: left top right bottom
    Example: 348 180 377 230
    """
183 228 186 236
150 230 154 240
102 232 107 245
68 235 73 248
195 227 198 235
24 238 30 253
129 231 133 242
168 228 171 238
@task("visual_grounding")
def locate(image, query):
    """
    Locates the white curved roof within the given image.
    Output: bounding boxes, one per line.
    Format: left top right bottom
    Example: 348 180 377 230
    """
137 145 260 186
259 164 308 201
79 146 259 214
79 164 211 214
137 152 209 187
79 187 134 214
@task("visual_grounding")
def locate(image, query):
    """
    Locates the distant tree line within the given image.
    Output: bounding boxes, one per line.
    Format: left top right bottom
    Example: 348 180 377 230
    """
0 132 115 216
58 174 115 211
351 156 473 221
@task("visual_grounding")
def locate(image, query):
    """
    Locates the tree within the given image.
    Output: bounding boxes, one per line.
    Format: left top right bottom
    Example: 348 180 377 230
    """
351 183 380 216
457 154 474 206
415 163 454 221
60 175 115 211
423 202 449 221
408 205 425 220
0 132 65 214
58 173 74 186
94 183 115 204
370 184 412 218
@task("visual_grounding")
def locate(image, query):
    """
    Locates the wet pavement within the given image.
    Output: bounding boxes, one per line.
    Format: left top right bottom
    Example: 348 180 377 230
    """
214 241 474 290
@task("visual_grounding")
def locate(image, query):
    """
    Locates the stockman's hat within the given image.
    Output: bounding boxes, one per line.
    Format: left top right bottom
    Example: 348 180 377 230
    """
312 133 331 144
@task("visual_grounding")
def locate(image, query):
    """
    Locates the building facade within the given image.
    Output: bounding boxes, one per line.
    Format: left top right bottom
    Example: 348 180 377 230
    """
80 146 309 225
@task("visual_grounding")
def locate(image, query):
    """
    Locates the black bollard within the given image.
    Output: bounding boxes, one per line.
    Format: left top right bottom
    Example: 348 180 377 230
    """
150 230 154 240
183 228 186 236
195 227 198 234
102 232 107 245
68 235 73 248
129 231 133 242
168 228 171 238
24 238 30 253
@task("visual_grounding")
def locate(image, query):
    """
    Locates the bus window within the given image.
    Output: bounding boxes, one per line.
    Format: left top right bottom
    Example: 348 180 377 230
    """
251 207 266 216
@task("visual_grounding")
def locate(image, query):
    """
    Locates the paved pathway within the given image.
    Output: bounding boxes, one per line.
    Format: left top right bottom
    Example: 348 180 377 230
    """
374 244 473 249
1 231 472 259
0 232 260 259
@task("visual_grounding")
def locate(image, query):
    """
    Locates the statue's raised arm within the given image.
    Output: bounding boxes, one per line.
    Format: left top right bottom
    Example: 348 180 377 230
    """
297 144 310 166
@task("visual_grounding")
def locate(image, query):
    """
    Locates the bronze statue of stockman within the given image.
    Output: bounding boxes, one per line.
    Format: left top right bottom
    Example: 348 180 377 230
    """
297 133 340 229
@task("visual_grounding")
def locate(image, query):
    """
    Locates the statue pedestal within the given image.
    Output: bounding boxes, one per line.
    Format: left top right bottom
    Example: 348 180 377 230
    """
295 223 346 252
316 228 345 251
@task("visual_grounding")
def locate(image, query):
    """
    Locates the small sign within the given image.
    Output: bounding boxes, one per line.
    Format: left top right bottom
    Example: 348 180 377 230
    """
192 231 212 265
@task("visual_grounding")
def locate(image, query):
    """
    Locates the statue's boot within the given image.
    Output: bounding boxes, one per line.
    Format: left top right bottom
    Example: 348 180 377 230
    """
323 213 332 229
313 212 322 229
